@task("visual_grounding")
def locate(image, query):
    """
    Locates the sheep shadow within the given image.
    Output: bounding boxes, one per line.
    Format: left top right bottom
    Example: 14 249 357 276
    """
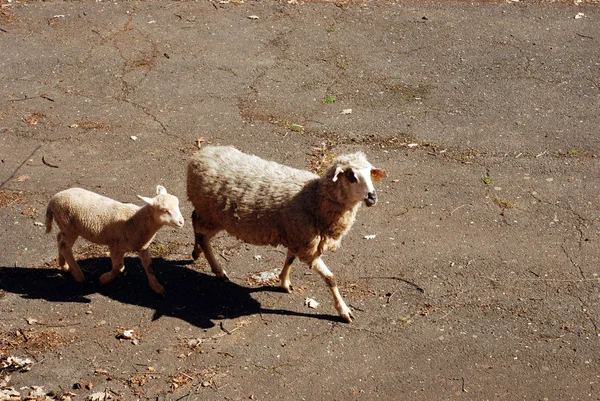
0 257 340 329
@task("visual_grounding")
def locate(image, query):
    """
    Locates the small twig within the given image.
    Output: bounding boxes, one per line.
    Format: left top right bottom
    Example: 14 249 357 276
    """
450 204 467 216
42 155 59 168
219 252 229 262
0 27 7 33
181 372 195 380
576 33 593 39
219 322 239 335
513 278 600 282
362 276 425 293
437 310 453 321
9 94 54 102
349 304 365 312
36 321 81 328
535 150 548 158
386 291 397 304
9 95 30 102
175 393 191 401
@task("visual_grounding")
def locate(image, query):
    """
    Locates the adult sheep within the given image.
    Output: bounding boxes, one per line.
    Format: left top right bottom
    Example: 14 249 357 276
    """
187 146 386 322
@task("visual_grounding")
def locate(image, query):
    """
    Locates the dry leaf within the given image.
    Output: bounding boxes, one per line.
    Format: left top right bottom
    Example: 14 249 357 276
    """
11 175 30 183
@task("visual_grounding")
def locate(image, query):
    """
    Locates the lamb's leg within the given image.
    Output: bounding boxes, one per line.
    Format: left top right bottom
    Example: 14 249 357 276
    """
57 232 85 283
56 233 67 272
138 248 165 295
279 249 296 293
99 250 125 286
311 257 354 323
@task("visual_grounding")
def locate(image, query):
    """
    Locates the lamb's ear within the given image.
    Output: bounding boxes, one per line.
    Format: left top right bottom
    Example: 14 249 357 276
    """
156 185 167 195
137 195 153 205
332 166 344 182
370 168 387 182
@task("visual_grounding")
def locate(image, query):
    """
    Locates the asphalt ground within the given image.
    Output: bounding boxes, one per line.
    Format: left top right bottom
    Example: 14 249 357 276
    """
1 0 600 400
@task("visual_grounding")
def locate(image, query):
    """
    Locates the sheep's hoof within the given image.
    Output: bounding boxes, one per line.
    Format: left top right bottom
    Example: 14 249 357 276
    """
71 273 86 283
280 283 293 293
191 249 201 260
151 283 166 296
216 272 230 282
340 310 354 323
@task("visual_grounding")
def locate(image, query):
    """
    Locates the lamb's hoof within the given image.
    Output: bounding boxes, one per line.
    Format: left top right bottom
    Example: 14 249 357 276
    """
72 274 86 283
98 272 114 286
191 250 200 260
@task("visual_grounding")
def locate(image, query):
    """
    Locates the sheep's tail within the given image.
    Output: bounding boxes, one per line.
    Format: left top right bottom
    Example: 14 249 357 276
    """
45 207 53 234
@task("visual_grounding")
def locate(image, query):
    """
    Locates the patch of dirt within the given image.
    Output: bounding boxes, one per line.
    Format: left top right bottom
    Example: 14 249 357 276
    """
0 190 24 208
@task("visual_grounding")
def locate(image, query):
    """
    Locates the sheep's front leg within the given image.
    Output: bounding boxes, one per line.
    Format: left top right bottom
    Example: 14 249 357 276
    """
99 251 126 286
57 232 85 283
138 248 165 295
311 258 354 323
279 250 295 293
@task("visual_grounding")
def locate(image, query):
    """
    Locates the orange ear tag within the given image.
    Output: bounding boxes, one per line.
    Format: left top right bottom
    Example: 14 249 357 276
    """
371 169 387 182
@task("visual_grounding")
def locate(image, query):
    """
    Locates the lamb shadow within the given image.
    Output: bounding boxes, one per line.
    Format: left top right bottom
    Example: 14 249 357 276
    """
0 257 340 329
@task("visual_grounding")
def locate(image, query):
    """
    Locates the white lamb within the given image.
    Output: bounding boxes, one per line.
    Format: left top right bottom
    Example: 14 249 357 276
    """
187 146 386 322
45 185 184 294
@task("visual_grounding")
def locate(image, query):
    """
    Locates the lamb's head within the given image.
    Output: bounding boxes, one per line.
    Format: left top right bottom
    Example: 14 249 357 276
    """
327 152 387 207
138 185 185 228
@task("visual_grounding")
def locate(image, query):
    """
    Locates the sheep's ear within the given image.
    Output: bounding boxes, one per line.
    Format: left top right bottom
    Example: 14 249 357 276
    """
370 168 387 183
156 185 167 195
332 166 344 182
137 195 153 205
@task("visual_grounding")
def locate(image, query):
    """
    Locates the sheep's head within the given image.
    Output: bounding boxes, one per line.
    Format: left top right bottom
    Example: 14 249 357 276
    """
138 185 185 228
328 152 387 207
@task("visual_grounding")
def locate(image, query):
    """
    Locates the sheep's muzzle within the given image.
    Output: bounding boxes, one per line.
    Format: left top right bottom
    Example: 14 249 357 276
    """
365 192 377 207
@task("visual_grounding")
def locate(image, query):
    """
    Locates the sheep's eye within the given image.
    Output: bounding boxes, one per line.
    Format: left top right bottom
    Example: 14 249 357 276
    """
345 169 358 183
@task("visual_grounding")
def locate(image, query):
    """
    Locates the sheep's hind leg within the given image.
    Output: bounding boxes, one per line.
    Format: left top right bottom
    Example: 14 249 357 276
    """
99 251 125 286
191 211 229 280
194 233 229 281
279 249 296 293
138 248 165 295
57 232 85 283
311 258 354 323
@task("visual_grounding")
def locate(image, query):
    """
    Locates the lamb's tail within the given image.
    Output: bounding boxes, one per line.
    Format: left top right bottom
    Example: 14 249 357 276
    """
45 207 53 234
